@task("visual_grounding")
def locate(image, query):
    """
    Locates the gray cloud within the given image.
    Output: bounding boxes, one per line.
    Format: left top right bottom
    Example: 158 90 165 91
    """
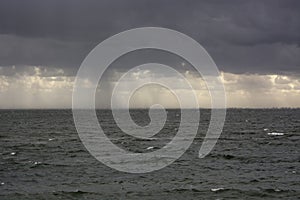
0 0 299 75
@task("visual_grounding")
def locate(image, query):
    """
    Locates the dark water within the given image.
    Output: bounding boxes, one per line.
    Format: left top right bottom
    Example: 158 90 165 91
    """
0 109 299 199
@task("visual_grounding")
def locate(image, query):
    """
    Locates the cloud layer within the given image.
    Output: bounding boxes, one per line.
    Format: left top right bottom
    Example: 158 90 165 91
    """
0 66 299 108
0 0 299 75
0 1 299 108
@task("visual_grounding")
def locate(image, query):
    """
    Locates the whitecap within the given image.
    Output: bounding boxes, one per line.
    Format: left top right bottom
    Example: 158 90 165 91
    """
146 146 154 150
48 138 54 141
267 132 284 136
211 188 224 192
263 128 269 131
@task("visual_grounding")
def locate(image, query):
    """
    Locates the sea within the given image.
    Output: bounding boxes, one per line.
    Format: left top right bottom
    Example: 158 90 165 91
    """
0 109 299 199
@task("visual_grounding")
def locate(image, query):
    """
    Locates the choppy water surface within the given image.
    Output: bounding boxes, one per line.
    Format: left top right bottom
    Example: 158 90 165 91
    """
0 109 299 199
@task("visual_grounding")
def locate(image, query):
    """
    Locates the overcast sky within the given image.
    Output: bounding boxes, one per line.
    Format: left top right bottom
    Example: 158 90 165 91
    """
0 0 299 108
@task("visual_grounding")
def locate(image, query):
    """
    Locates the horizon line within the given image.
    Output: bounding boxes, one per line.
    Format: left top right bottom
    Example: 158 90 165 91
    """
0 107 299 110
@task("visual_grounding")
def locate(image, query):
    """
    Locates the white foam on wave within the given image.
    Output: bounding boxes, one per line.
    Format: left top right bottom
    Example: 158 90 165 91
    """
146 146 154 150
267 132 284 136
211 187 224 192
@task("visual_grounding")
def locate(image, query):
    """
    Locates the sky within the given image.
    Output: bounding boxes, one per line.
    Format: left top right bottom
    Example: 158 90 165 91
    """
0 0 299 108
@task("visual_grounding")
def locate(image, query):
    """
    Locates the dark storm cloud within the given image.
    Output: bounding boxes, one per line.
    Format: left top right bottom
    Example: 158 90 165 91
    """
0 0 299 75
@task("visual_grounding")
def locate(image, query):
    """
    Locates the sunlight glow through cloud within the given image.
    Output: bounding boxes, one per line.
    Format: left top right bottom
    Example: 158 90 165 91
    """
0 66 299 108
